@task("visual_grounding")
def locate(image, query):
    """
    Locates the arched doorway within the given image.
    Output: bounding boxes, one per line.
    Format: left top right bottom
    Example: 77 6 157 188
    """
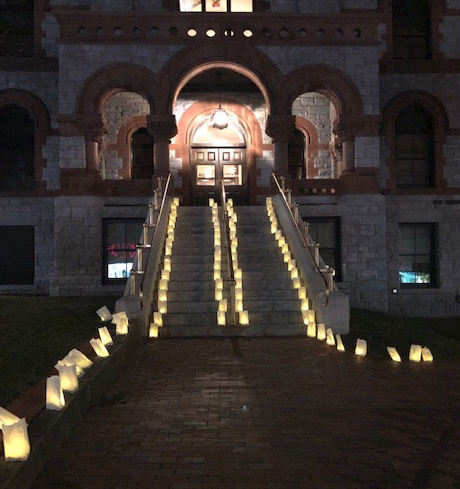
189 112 248 205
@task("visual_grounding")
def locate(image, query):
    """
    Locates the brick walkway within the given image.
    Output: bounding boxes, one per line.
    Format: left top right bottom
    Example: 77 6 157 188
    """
31 337 460 489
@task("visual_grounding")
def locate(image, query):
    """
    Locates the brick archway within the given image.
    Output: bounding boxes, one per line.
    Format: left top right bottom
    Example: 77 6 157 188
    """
0 89 51 191
382 90 449 191
157 43 283 115
283 64 364 118
76 63 158 116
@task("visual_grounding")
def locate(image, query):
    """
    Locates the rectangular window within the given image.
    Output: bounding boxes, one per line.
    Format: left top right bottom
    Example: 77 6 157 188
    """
304 217 341 281
399 223 437 287
0 226 34 284
180 0 252 11
102 219 144 284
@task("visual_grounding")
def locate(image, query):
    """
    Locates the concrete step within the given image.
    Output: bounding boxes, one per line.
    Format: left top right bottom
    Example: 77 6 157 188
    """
163 300 218 314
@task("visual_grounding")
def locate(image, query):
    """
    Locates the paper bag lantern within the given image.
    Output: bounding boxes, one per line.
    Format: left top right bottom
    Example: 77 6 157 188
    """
96 306 112 322
163 257 171 272
158 289 168 302
301 311 309 326
161 269 170 281
300 298 309 311
1 418 30 461
55 362 79 393
326 328 335 346
235 299 244 313
98 326 113 346
67 349 93 371
153 311 163 327
217 311 226 326
409 344 422 362
149 323 159 338
158 300 167 314
0 407 20 427
355 338 367 357
307 321 316 338
234 268 243 280
112 311 129 336
215 288 223 301
421 347 433 362
218 299 227 312
235 287 243 301
384 346 400 362
239 310 249 325
298 287 307 300
90 338 110 358
336 335 345 352
292 277 301 289
316 323 326 341
46 375 65 410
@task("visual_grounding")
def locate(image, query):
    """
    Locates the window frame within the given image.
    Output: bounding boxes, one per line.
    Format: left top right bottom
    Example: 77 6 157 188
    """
102 218 144 285
392 0 432 60
303 216 342 282
179 0 254 12
398 222 437 289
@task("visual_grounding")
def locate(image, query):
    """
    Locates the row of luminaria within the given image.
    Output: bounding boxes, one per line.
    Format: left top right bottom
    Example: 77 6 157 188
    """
0 307 129 461
266 197 434 363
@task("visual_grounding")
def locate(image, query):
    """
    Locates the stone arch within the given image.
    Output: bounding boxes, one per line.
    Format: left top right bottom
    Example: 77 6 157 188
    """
283 64 364 118
156 43 284 114
382 90 449 190
0 89 51 190
76 63 158 115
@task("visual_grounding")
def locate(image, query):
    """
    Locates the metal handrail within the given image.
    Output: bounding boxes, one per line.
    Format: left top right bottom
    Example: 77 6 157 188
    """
139 174 172 299
271 173 334 297
220 181 237 326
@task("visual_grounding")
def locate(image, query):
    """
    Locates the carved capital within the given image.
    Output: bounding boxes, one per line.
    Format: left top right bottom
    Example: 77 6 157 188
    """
147 114 178 142
76 113 105 143
265 114 297 141
334 116 380 141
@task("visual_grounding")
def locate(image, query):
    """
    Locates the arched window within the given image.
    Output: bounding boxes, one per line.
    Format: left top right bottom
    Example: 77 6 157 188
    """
392 0 431 59
288 129 306 180
0 105 35 191
130 128 154 179
395 106 434 188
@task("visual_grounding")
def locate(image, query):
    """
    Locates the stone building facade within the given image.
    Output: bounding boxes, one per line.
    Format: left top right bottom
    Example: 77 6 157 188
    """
1 0 460 316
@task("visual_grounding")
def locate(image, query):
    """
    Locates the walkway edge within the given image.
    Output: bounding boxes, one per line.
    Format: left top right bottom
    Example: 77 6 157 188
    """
0 319 144 489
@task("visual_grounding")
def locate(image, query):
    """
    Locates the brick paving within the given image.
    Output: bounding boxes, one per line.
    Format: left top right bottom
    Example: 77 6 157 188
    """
31 337 460 489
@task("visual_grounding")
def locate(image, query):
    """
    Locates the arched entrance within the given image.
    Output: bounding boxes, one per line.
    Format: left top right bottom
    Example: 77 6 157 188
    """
190 112 248 205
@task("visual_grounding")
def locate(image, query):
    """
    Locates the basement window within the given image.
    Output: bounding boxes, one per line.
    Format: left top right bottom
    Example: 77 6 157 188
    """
102 219 144 284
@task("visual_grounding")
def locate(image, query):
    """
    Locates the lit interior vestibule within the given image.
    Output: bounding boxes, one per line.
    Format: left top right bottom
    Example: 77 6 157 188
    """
291 91 338 180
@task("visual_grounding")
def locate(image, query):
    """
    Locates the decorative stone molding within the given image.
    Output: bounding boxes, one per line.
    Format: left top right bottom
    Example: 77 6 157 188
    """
77 113 106 144
53 11 380 47
333 115 380 141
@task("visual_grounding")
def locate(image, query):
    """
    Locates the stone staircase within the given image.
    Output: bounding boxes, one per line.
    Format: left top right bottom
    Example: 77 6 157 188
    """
158 205 304 337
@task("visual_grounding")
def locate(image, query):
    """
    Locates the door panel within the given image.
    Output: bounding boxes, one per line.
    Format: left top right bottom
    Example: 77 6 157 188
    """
191 147 247 205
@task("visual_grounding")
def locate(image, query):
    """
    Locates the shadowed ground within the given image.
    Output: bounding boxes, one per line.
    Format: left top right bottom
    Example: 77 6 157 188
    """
31 337 460 489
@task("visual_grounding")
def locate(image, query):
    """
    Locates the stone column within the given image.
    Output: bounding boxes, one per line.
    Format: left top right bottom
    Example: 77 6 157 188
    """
78 114 105 172
147 114 178 176
333 119 362 174
265 115 297 175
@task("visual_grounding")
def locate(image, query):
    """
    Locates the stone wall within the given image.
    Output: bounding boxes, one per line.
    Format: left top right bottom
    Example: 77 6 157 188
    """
52 196 150 296
385 195 460 317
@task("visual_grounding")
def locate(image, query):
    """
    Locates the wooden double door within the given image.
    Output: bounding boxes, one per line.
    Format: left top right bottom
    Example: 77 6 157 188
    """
191 146 248 205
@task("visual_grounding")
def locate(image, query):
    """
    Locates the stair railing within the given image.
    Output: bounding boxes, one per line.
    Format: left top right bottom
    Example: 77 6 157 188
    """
220 181 237 326
271 174 335 300
116 175 173 334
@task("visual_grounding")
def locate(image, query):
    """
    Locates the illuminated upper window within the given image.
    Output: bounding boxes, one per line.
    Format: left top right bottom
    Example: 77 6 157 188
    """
180 0 253 12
